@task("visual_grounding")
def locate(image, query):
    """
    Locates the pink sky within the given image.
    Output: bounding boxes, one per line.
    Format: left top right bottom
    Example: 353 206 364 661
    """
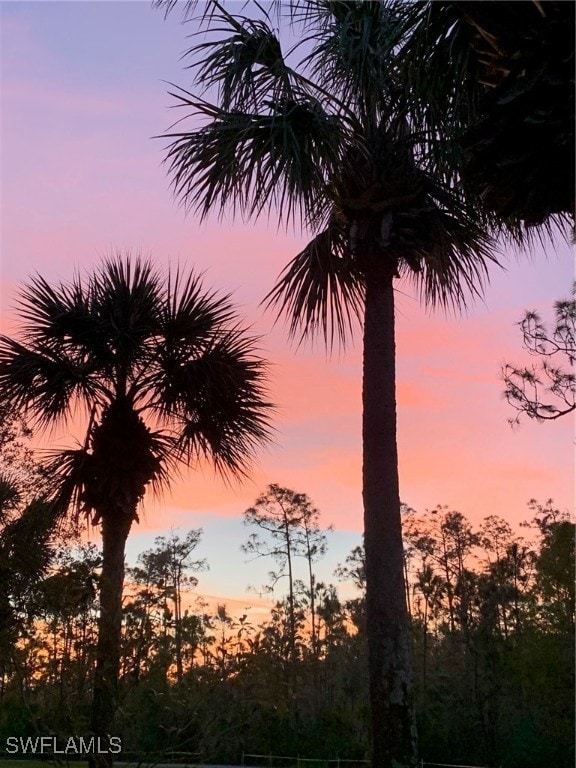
1 2 573 604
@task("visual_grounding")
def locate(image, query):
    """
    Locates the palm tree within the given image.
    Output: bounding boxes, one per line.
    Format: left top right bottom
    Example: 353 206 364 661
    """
0 255 272 758
155 2 499 765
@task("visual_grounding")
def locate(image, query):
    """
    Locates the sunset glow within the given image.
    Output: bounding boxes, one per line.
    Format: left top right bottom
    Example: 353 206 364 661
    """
1 1 572 606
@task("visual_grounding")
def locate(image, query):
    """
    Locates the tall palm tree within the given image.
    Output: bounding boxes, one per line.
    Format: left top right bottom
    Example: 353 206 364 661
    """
0 255 272 758
155 2 498 765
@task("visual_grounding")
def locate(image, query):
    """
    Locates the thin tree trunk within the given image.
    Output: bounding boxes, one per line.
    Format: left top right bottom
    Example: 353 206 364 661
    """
422 600 428 694
305 532 317 659
284 514 297 666
174 565 183 683
404 549 411 617
309 564 317 659
362 257 417 768
440 532 456 634
90 512 132 768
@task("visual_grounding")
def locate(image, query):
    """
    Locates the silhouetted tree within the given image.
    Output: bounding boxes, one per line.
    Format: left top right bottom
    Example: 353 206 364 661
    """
156 3 501 762
134 530 206 681
0 255 272 762
402 0 575 230
503 284 575 423
243 484 328 666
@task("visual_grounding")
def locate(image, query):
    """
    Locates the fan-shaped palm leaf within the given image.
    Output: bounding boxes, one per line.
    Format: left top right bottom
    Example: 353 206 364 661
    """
164 91 343 228
265 223 364 347
189 5 297 111
0 336 101 429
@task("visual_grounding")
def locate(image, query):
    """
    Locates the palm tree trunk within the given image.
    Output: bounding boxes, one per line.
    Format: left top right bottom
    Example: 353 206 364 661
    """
362 257 417 768
90 511 132 767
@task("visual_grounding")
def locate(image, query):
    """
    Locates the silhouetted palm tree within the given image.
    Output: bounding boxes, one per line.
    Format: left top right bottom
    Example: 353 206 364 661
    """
0 255 272 758
156 2 499 765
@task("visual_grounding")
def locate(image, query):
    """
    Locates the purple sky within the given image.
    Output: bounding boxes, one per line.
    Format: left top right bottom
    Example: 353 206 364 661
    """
1 1 573 610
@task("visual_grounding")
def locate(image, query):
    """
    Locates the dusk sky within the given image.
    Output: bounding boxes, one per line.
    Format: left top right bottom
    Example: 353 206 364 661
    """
1 1 573 615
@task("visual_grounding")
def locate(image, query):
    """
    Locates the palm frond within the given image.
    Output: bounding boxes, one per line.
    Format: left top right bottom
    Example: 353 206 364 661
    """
186 4 298 112
16 273 95 349
169 329 273 480
152 0 228 23
264 224 364 348
91 255 163 357
394 2 495 220
161 267 236 349
397 173 502 311
153 0 219 23
43 447 93 523
397 1 482 138
163 91 343 228
131 267 237 405
299 0 405 126
0 498 61 585
0 336 99 429
15 272 116 373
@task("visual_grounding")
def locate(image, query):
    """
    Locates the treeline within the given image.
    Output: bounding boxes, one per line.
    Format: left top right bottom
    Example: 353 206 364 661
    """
1 453 573 767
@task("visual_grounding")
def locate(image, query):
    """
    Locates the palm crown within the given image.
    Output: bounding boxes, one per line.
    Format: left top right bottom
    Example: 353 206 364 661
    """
161 0 499 345
0 255 272 521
